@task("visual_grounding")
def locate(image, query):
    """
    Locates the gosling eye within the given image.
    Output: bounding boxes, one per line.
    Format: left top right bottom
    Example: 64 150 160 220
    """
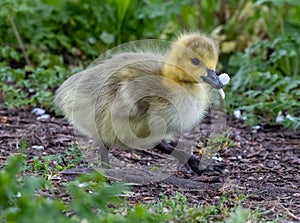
191 58 200 66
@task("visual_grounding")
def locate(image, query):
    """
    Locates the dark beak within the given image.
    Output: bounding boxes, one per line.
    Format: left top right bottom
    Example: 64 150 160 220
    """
202 69 223 89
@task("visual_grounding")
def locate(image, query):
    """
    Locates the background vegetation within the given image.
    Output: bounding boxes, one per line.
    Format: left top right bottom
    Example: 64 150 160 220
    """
1 0 299 128
0 0 299 222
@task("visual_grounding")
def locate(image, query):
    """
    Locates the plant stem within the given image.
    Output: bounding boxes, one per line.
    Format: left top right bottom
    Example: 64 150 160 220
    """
9 16 31 66
276 5 291 76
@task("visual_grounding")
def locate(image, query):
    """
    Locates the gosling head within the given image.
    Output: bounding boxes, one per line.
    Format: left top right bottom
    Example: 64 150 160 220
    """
162 32 223 89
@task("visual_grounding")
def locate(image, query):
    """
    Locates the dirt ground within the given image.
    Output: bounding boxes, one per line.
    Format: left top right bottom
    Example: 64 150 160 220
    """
0 105 299 222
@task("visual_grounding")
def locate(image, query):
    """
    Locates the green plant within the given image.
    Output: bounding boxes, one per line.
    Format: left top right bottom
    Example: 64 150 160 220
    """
224 206 251 223
0 0 199 65
0 155 69 222
67 172 127 221
24 144 85 174
147 192 189 220
227 33 300 129
0 64 77 110
205 130 235 155
0 155 163 222
148 192 263 223
54 144 86 171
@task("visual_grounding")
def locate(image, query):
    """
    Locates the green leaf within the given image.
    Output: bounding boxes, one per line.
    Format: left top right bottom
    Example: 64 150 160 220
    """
115 0 131 22
225 206 250 223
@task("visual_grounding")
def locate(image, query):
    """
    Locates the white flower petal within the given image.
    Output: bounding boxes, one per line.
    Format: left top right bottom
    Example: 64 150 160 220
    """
219 89 225 99
219 73 230 85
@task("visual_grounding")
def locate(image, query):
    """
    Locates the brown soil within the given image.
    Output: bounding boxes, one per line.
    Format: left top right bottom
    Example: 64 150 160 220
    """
0 106 299 222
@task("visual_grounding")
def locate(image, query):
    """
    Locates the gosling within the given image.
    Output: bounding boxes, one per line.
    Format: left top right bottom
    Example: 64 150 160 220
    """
55 32 225 175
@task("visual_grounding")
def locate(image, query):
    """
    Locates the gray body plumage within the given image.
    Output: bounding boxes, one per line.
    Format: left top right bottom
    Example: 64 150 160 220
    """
55 52 210 150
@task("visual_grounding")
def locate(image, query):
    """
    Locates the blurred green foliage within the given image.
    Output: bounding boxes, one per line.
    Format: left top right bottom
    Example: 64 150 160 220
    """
228 34 300 128
0 155 263 222
0 155 159 222
0 0 299 128
0 64 74 110
0 0 197 61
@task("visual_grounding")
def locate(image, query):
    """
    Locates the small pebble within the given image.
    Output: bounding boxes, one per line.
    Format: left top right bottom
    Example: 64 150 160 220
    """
212 156 223 162
234 110 242 119
32 145 45 150
252 125 261 130
233 109 247 120
88 37 96 44
37 114 51 120
31 108 45 115
293 193 300 197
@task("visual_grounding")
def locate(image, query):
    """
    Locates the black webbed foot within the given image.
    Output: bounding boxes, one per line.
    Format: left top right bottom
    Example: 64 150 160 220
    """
186 155 225 175
156 141 225 176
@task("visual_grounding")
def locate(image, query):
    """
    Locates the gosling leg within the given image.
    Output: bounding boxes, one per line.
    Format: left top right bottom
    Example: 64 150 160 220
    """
99 145 110 168
156 141 225 175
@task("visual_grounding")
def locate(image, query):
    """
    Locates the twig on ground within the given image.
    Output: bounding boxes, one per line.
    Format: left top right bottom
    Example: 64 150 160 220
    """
279 204 300 221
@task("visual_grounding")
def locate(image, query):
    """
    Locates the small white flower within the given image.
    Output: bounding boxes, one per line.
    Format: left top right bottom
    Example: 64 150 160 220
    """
276 111 284 123
276 110 296 123
252 125 261 130
218 73 230 99
286 114 295 121
219 73 230 85
218 89 225 99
